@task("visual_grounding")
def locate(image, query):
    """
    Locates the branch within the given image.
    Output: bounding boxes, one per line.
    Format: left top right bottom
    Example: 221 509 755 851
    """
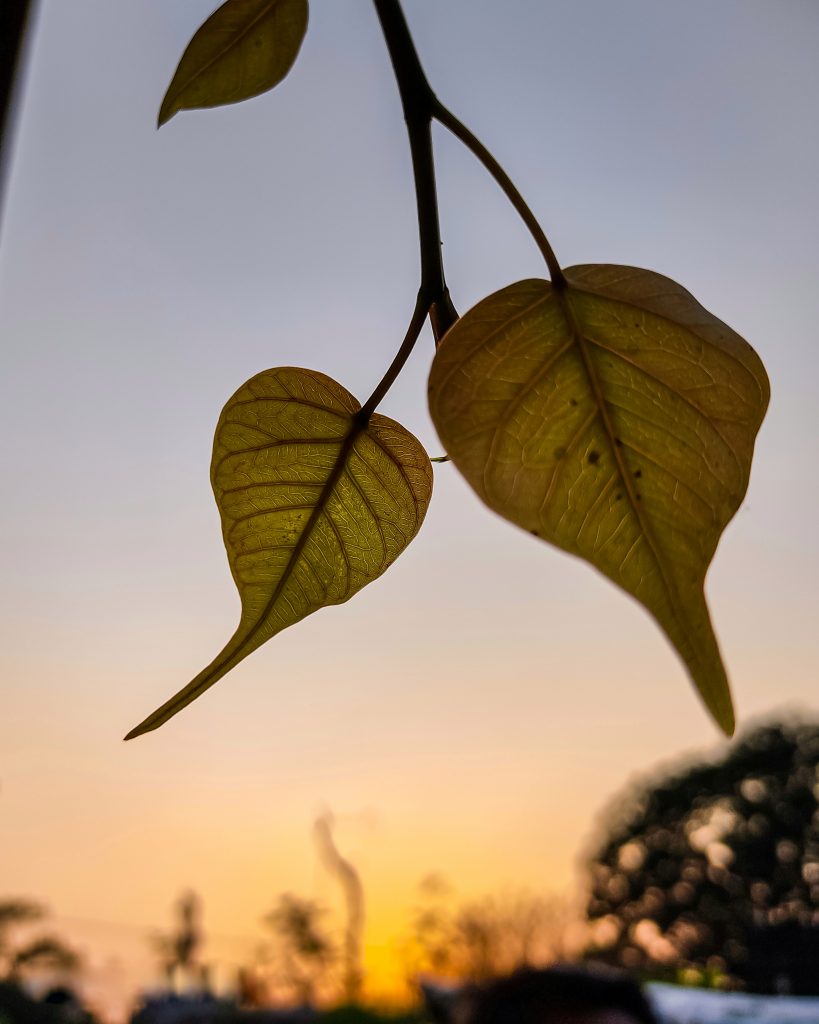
365 1 564 421
372 0 458 340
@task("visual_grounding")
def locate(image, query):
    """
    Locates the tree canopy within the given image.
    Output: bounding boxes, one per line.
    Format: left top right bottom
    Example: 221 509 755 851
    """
584 721 819 986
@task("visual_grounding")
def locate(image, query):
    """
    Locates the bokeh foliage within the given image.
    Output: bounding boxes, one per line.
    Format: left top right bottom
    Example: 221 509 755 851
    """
585 721 819 984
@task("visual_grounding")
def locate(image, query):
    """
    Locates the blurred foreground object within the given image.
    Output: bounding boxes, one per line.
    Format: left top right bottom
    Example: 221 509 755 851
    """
423 966 657 1024
0 979 95 1023
585 719 819 992
0 0 37 234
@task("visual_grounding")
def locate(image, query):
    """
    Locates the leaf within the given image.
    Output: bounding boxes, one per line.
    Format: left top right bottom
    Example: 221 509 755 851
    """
126 367 432 739
428 265 770 734
158 0 309 126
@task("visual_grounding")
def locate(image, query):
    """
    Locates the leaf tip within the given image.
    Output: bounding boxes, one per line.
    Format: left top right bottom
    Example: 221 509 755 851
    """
123 713 164 741
719 705 736 739
706 686 735 738
157 87 180 127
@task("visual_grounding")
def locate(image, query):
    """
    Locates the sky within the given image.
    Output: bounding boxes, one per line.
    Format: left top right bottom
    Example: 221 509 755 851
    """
1 0 819 1017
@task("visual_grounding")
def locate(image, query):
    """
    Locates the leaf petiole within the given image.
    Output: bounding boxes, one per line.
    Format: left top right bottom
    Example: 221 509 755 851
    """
359 289 429 421
432 102 566 289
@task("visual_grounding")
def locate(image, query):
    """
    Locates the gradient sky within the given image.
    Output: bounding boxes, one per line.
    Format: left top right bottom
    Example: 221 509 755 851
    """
1 0 818 1016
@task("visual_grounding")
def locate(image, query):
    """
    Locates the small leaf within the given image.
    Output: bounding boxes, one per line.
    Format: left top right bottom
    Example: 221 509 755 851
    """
158 0 308 126
428 266 770 734
126 367 432 738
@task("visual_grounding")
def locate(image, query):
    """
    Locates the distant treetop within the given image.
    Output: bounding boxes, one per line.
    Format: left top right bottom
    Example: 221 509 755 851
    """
584 719 819 987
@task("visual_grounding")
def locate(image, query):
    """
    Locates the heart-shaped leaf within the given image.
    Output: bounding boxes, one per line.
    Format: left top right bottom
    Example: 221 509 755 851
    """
428 265 770 734
158 0 309 126
126 367 432 739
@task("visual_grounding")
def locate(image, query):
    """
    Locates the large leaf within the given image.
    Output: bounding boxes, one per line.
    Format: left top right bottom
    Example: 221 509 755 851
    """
428 265 770 734
126 367 432 739
158 0 309 126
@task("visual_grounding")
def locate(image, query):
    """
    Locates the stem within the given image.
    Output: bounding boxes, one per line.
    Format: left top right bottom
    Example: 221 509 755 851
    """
364 1 565 423
433 102 566 288
360 289 428 420
372 0 458 340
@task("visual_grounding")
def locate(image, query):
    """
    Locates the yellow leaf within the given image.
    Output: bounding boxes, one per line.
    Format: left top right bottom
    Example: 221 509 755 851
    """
126 367 432 738
158 0 308 126
428 266 770 734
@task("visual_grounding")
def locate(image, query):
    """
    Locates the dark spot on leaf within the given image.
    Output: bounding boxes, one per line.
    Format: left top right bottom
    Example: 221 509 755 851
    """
634 469 642 479
615 492 623 501
530 529 539 537
554 446 567 460
636 493 642 502
569 398 578 407
588 450 600 465
615 437 623 447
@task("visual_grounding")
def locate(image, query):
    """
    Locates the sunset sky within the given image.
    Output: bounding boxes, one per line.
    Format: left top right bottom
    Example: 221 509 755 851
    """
1 0 818 1018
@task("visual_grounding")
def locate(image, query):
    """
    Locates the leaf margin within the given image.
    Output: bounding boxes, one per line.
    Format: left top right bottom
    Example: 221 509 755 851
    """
125 366 432 739
428 265 771 735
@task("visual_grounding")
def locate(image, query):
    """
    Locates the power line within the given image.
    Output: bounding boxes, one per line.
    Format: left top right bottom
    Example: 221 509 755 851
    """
54 912 261 952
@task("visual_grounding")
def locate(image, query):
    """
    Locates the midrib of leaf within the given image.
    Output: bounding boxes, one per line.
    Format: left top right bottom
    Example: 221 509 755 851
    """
166 0 289 108
222 420 364 665
124 419 365 738
553 286 702 665
583 336 740 472
581 337 741 507
568 270 768 425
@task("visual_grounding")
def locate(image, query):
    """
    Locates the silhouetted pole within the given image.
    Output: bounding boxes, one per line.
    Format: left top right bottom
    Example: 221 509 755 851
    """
1 0 37 235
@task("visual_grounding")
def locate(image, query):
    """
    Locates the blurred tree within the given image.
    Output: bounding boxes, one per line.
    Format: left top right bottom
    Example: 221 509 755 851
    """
407 875 454 979
9 936 80 977
406 877 573 982
264 893 335 1005
0 900 44 978
0 901 43 959
149 890 204 990
0 899 81 1003
584 720 819 986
